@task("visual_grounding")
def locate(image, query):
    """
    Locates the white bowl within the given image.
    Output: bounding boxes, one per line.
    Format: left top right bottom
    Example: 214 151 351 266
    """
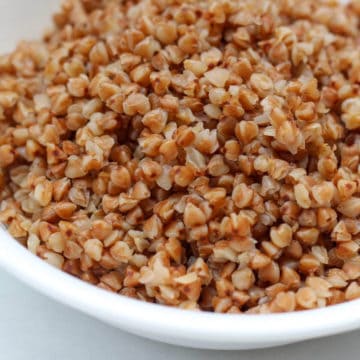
2 226 360 350
0 0 358 351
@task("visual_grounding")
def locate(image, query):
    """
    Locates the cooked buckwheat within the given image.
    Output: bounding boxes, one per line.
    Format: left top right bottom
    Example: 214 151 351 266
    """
0 0 359 313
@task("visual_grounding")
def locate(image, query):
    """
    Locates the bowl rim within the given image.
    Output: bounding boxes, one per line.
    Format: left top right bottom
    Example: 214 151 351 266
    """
1 226 360 346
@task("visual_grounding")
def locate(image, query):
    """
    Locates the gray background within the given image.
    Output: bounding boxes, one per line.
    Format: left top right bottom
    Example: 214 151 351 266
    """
0 270 359 360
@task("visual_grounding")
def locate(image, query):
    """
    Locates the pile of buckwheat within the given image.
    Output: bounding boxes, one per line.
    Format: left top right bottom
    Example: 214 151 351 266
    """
0 0 360 313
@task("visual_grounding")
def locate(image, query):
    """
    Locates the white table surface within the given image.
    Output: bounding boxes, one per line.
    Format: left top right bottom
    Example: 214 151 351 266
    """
0 269 359 360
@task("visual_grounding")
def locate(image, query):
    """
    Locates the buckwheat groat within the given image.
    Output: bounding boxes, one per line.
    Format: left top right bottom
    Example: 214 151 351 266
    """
0 0 359 313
